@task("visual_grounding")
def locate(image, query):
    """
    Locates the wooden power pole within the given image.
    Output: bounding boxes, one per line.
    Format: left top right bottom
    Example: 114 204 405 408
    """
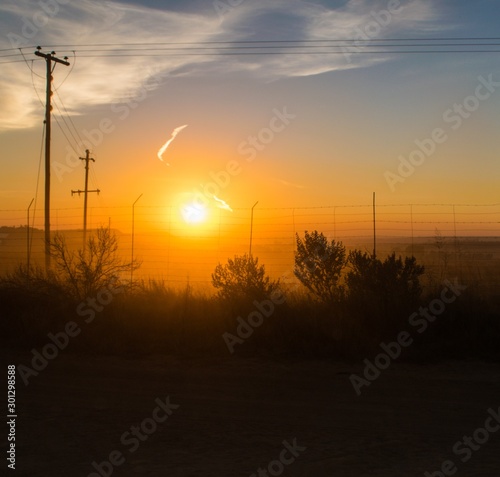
34 47 70 270
71 150 100 250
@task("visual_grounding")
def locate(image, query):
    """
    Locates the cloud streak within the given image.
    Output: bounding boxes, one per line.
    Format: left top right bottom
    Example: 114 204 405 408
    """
0 0 449 130
157 124 188 164
278 179 305 190
211 194 233 212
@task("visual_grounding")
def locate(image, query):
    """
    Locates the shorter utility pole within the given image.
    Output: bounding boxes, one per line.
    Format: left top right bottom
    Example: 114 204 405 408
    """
131 193 143 283
249 201 259 256
71 150 100 250
27 198 34 274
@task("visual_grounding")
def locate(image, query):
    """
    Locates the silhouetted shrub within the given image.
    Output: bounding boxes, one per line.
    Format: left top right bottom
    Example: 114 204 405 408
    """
294 231 347 304
50 226 139 299
211 254 280 303
346 251 425 334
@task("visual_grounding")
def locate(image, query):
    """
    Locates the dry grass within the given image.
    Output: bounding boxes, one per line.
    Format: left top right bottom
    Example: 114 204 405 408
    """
2 265 499 362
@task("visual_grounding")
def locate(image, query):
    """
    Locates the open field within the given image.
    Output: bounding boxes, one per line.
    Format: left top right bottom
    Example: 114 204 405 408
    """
8 352 500 477
2 225 500 291
2 226 499 477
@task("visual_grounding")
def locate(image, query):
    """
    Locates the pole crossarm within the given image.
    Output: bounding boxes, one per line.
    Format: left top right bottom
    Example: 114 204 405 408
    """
71 189 101 196
34 49 70 66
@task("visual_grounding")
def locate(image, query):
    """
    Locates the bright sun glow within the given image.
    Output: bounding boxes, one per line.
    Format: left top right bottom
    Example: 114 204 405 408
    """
181 202 207 224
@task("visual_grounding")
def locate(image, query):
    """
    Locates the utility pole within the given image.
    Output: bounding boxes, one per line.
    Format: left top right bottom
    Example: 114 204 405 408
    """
27 198 34 274
71 150 100 250
131 193 143 283
249 201 259 256
34 47 70 270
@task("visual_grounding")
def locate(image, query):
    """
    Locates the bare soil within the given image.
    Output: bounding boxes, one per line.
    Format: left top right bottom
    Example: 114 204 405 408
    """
8 354 500 476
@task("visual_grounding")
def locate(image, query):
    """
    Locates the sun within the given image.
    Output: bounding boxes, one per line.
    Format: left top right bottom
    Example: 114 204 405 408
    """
181 202 207 224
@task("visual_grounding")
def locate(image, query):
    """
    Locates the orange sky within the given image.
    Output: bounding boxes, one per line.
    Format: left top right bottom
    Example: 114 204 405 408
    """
1 0 499 246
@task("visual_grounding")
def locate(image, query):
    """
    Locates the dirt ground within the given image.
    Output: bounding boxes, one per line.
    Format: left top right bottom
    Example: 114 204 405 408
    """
6 353 500 476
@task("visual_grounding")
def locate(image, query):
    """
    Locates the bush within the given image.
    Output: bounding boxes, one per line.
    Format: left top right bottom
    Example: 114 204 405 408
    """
50 226 138 300
294 231 346 304
211 254 280 303
346 251 425 333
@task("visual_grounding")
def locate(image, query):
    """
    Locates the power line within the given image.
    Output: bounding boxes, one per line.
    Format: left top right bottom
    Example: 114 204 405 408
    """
53 91 85 148
26 43 500 52
3 38 500 60
53 50 76 91
8 37 500 49
52 113 80 156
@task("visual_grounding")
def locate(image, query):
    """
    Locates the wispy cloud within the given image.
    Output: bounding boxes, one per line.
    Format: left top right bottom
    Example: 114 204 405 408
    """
278 179 305 190
211 194 233 212
157 124 188 164
0 0 448 130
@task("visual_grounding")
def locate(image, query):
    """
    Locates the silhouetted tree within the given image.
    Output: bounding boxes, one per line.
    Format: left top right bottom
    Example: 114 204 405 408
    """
294 231 347 303
212 254 279 302
50 226 139 299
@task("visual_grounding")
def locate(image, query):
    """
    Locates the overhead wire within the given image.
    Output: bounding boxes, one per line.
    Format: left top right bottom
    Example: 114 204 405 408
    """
13 37 500 47
52 97 78 154
45 43 500 52
68 50 500 58
53 50 76 91
29 60 46 110
52 113 79 156
53 88 85 147
2 38 500 61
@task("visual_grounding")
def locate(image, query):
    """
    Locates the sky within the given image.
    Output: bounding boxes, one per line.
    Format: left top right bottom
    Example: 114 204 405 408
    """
0 0 499 236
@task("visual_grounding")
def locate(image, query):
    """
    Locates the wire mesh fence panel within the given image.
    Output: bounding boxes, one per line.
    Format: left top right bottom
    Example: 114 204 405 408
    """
1 203 499 291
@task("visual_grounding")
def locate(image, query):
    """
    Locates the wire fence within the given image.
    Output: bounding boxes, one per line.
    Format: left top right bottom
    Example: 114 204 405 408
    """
1 202 499 289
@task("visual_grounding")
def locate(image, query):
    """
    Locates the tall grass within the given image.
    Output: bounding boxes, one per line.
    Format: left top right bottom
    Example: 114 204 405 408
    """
1 267 499 361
